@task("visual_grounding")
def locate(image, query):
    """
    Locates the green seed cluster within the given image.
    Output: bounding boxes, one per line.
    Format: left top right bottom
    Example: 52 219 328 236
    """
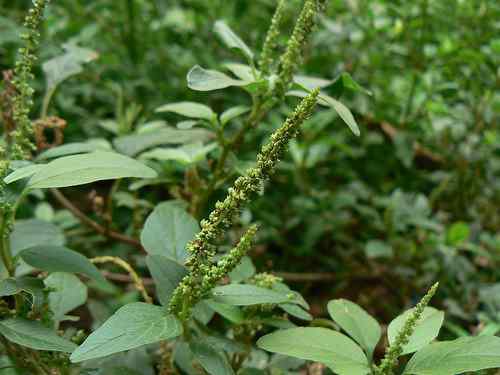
200 224 259 295
259 0 286 76
2 0 48 245
10 0 49 160
169 90 319 319
275 0 322 97
376 282 439 375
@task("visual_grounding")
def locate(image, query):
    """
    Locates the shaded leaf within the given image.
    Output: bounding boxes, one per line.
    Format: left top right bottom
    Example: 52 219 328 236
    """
141 202 199 262
214 20 253 60
114 127 213 156
145 255 187 305
19 245 106 283
45 272 88 321
187 65 249 91
141 142 217 165
0 318 77 353
211 284 297 306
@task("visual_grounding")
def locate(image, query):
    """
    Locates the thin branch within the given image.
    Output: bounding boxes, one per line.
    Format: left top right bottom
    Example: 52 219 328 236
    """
100 270 337 285
273 271 336 282
49 188 144 251
92 256 153 303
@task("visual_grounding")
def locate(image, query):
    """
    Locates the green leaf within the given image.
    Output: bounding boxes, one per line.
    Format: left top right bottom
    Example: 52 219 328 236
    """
0 277 44 308
156 101 216 121
26 151 157 189
205 300 245 324
145 255 187 305
193 301 215 325
0 318 77 353
5 219 65 278
141 202 199 263
327 299 381 359
257 327 370 374
114 127 213 156
211 284 297 306
190 340 235 375
37 140 111 160
4 164 45 184
223 63 255 81
141 142 217 165
70 303 182 362
404 336 500 375
446 222 470 246
220 106 250 126
214 20 253 60
228 256 256 283
286 90 360 136
388 307 444 355
332 73 372 96
187 65 249 91
294 75 333 90
43 43 98 91
364 240 393 259
279 303 312 321
44 272 88 321
10 220 65 253
319 95 361 137
19 245 106 283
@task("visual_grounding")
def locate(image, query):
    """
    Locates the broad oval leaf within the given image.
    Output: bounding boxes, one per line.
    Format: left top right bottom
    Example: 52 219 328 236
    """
114 127 213 156
327 299 381 359
257 327 370 375
19 245 106 283
70 303 182 362
27 151 157 189
43 43 98 91
146 255 187 305
404 336 500 375
211 284 298 306
388 307 444 355
0 318 77 353
44 272 88 321
156 101 215 121
187 65 249 91
141 142 217 165
141 202 199 263
214 20 253 61
190 340 235 375
6 219 65 278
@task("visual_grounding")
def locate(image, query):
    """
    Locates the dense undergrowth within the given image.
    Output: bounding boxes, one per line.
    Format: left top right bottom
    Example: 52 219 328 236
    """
0 0 499 374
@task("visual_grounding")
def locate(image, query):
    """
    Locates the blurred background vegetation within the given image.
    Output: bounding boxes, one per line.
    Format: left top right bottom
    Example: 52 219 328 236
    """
1 0 499 346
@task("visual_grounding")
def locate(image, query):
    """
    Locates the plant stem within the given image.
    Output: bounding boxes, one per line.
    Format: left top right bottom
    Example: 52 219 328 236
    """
50 188 144 251
0 214 14 276
91 255 152 303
